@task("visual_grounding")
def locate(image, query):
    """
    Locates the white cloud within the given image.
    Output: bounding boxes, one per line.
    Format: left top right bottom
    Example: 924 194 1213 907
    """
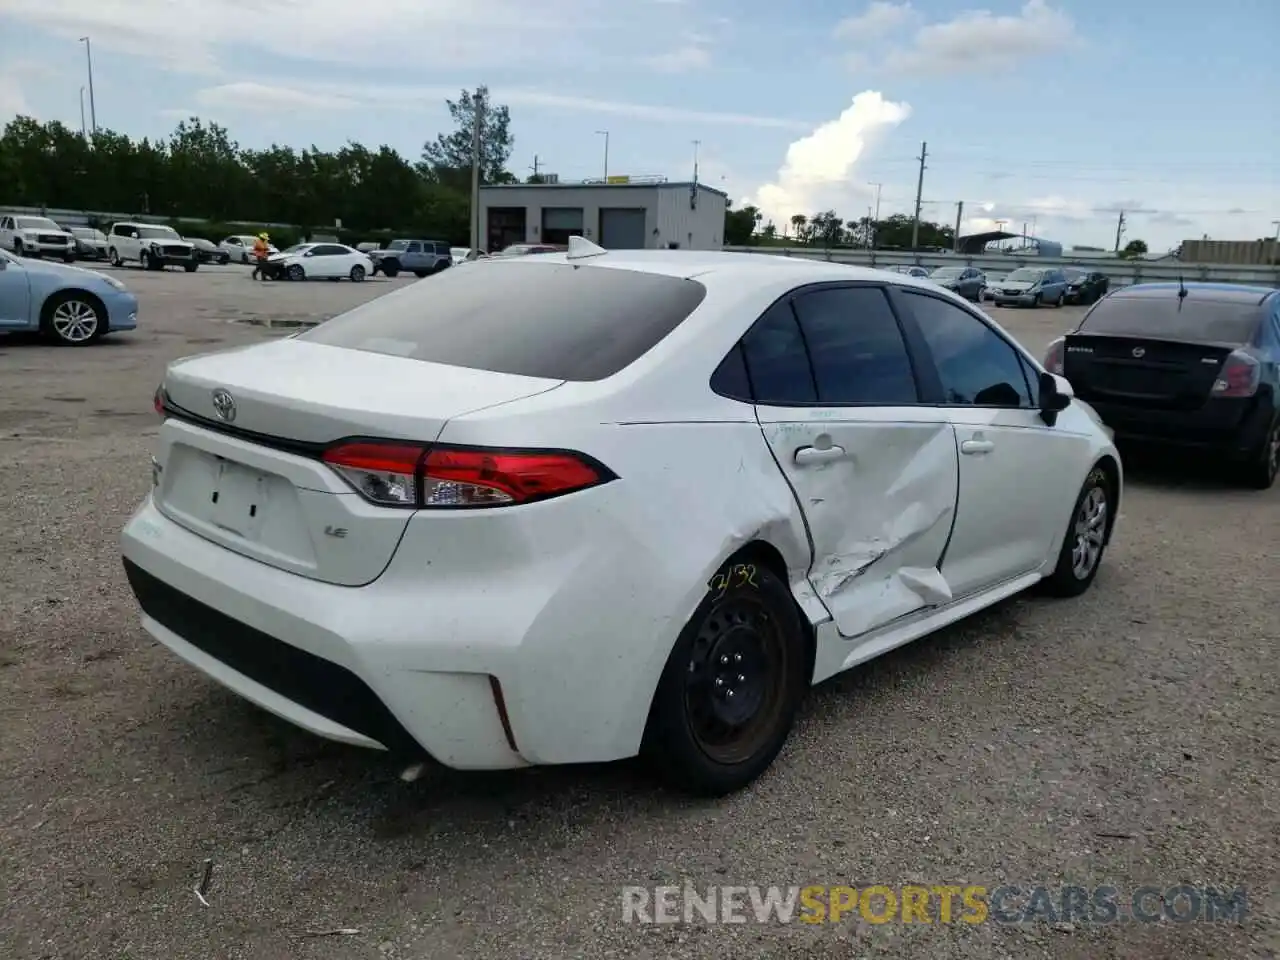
834 2 917 40
746 90 911 226
840 0 1076 76
183 79 810 130
0 74 31 118
644 43 712 73
197 82 362 113
0 0 704 74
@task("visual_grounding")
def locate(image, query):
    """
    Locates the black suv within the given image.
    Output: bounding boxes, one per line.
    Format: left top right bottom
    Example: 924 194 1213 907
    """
1045 282 1280 488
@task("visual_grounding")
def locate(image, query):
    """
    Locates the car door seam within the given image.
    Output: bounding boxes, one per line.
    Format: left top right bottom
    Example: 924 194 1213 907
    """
934 424 962 570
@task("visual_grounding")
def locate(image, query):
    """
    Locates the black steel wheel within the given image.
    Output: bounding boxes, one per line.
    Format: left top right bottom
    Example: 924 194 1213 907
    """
644 559 807 796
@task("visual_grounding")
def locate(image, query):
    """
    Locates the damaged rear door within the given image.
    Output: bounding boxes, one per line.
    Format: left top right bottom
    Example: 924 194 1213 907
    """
743 285 960 640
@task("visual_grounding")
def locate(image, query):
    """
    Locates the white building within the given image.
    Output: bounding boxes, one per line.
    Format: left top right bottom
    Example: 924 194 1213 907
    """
478 180 728 253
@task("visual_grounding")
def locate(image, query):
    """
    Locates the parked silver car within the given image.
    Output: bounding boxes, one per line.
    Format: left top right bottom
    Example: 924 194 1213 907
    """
991 266 1069 308
929 265 986 302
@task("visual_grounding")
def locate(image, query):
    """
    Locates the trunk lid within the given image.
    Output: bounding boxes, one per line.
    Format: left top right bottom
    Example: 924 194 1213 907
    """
1062 334 1235 411
155 339 563 585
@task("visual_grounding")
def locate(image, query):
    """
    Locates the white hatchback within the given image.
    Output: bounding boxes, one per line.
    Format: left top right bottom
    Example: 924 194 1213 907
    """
121 239 1122 796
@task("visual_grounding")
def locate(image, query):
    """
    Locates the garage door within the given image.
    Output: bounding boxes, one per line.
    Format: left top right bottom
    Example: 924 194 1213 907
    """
599 208 647 249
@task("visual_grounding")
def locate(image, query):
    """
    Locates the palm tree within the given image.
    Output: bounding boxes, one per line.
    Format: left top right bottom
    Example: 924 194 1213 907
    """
790 213 807 241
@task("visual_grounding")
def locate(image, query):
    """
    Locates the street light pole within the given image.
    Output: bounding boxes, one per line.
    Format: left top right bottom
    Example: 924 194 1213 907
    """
79 37 97 135
79 87 87 139
596 130 609 181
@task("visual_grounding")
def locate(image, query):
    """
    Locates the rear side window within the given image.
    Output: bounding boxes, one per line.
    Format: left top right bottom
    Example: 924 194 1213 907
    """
1080 296 1261 343
790 287 918 404
300 260 708 381
740 301 816 404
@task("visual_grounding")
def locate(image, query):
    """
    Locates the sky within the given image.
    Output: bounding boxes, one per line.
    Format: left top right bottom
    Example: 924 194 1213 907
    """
1 0 1276 251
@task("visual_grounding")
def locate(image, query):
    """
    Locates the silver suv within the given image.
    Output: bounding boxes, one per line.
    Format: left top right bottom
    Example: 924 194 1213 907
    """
991 267 1069 308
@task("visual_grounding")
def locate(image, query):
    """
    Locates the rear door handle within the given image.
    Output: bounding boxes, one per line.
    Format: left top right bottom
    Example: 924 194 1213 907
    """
960 439 994 455
794 444 846 465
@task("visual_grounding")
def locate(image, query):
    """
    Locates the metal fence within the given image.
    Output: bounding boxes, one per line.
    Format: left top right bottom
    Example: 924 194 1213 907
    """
723 246 1280 288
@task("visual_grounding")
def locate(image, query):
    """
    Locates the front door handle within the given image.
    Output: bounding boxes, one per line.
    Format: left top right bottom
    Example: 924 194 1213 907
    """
794 444 846 465
960 439 994 455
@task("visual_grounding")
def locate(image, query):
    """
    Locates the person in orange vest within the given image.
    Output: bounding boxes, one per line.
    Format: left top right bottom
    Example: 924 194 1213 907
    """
250 232 271 280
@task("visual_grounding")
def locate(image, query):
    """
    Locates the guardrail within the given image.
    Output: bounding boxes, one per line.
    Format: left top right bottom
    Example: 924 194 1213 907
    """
723 246 1280 288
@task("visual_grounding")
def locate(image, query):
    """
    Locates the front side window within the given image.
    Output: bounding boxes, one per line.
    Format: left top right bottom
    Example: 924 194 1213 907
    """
904 291 1033 407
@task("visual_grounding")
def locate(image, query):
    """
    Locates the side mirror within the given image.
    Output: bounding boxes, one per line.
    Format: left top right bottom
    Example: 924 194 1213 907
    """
1039 371 1072 426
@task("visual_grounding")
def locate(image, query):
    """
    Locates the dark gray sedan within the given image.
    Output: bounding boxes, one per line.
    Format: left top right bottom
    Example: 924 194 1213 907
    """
929 265 986 301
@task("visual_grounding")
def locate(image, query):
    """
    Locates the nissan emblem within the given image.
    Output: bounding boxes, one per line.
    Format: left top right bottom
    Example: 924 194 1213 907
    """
1131 347 1145 358
211 388 237 422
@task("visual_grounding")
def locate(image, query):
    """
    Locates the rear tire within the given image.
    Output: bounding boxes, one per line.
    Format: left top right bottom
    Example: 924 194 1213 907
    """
349 264 366 282
13 239 24 257
382 261 400 278
414 270 429 278
643 560 808 796
1240 418 1280 490
1041 466 1113 598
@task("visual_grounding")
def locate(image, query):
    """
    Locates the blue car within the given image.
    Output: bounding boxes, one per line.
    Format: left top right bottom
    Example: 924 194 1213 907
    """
0 248 138 345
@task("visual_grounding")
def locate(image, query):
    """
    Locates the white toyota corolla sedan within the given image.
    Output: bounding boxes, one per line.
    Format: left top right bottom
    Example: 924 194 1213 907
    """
121 238 1122 796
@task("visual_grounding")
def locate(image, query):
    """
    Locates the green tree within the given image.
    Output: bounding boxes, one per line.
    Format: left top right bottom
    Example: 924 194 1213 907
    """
789 213 807 241
1121 239 1148 258
724 202 762 245
420 86 515 188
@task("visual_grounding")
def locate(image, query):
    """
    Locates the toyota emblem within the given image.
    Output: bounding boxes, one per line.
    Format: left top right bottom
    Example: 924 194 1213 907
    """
211 388 236 422
1131 347 1146 358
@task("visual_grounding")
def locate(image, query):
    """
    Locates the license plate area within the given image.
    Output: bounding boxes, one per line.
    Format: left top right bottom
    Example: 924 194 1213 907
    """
209 459 269 539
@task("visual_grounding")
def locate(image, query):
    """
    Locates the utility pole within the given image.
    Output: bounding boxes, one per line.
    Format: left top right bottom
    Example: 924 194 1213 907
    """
953 201 964 252
79 87 87 139
79 37 97 135
530 155 540 180
910 141 927 250
1113 210 1126 252
595 130 609 181
470 94 484 255
867 181 882 248
692 140 700 182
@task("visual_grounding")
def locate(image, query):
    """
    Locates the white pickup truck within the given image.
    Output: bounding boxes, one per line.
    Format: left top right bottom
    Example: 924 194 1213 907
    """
0 214 76 260
107 222 198 271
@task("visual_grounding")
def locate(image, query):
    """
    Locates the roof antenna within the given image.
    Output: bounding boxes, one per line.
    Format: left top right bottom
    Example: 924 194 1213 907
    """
566 235 608 261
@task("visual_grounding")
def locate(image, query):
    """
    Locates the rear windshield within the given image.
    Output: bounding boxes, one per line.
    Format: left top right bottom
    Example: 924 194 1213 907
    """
300 260 709 381
1079 295 1261 343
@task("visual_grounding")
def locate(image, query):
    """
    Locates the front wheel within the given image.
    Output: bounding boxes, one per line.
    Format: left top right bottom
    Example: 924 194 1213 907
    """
286 263 305 281
1031 293 1042 308
413 270 429 279
1054 291 1065 307
13 239 24 257
184 262 198 273
42 292 105 346
1241 418 1280 490
139 250 152 270
349 264 366 282
1041 466 1113 597
643 560 808 796
109 247 122 267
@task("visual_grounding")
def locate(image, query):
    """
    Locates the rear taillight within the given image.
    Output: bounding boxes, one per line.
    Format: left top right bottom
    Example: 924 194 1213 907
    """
153 385 166 415
1043 337 1065 375
321 441 612 509
1211 351 1260 398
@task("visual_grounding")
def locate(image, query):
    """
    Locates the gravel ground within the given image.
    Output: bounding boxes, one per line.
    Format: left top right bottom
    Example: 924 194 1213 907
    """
0 264 1276 960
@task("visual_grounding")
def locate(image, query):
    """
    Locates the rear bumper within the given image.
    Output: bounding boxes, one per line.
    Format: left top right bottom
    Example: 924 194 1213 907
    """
1088 396 1273 457
121 496 527 769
